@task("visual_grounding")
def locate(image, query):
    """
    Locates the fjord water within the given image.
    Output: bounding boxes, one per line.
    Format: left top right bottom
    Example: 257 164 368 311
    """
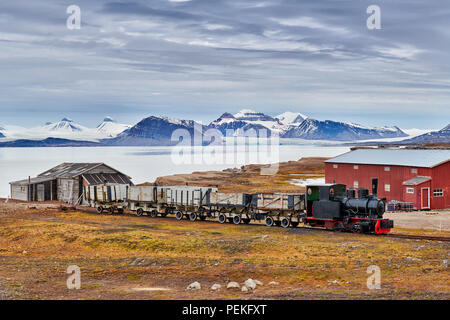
0 145 349 198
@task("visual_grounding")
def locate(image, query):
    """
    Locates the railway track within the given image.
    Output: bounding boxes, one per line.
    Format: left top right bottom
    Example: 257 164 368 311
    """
72 205 450 242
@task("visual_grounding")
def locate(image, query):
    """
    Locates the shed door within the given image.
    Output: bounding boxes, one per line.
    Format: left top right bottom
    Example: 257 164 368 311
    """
421 187 430 209
37 184 45 201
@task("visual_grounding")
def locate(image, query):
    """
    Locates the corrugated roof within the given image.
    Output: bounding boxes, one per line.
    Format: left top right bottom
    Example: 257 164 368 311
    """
82 173 133 185
326 149 450 168
37 162 131 179
10 176 55 186
402 176 431 186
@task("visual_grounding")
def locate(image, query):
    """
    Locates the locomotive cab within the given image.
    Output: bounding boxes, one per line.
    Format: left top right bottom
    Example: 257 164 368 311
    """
306 184 346 219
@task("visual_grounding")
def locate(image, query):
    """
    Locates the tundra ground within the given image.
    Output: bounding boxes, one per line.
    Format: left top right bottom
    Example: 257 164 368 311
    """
0 205 448 300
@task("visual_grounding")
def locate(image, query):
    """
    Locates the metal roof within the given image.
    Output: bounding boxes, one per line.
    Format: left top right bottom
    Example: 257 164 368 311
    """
402 176 431 186
10 176 55 186
82 173 133 185
37 162 131 179
326 149 450 168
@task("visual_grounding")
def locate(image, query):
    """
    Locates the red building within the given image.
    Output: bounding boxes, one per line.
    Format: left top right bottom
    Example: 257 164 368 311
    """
325 149 450 210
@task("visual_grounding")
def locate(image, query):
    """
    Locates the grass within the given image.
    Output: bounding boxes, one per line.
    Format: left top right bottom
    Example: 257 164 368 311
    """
0 208 448 300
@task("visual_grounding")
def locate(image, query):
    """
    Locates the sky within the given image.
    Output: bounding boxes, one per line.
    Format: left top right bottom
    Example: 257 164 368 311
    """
0 0 449 130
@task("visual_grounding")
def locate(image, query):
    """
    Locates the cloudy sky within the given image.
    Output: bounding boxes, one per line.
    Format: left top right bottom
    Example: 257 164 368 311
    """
0 0 449 129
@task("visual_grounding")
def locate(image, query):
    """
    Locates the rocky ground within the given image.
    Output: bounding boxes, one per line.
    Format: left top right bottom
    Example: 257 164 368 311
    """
0 202 448 300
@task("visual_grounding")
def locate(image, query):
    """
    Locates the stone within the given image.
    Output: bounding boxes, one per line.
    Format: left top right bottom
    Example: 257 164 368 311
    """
244 279 257 290
186 281 201 290
226 281 240 289
254 280 263 286
241 285 248 292
268 281 279 286
211 284 221 291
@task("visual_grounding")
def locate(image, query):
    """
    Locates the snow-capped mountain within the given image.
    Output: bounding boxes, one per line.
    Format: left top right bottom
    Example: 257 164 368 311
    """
400 124 450 144
208 112 272 136
106 115 208 146
42 118 87 133
275 111 307 125
96 116 131 138
0 126 4 138
282 118 407 141
231 109 285 133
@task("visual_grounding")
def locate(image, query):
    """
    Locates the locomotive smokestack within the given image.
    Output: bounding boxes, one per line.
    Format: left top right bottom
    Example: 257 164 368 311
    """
371 178 378 197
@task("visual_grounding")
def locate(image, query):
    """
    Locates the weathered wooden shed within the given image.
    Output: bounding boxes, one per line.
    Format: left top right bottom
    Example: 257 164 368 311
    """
9 163 133 204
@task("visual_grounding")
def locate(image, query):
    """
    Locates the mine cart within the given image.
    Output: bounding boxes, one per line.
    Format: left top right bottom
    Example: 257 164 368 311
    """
256 193 306 228
84 184 128 214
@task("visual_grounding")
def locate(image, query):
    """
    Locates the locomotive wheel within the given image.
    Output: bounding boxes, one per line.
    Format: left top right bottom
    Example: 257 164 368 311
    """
176 211 184 220
265 216 274 227
189 212 197 221
291 222 299 228
218 214 226 224
150 210 158 218
333 222 344 232
280 218 290 228
233 216 241 225
96 206 103 214
242 218 250 224
136 208 144 217
351 223 362 234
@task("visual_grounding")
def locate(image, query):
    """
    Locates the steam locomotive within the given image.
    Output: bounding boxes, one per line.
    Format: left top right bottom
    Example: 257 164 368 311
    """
84 178 393 235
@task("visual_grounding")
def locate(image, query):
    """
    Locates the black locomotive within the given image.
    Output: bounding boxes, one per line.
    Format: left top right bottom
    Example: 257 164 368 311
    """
304 179 394 234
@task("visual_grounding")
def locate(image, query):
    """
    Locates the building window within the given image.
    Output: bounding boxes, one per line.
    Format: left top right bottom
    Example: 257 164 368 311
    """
385 184 390 192
354 165 359 169
411 168 417 174
406 188 414 194
384 167 390 171
433 189 444 197
354 181 359 188
333 164 338 169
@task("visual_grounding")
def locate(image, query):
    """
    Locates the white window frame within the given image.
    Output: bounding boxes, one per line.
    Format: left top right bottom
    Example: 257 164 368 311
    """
406 187 414 194
354 181 359 188
385 184 390 192
384 166 390 171
353 165 359 170
333 164 338 169
411 168 417 174
433 189 444 197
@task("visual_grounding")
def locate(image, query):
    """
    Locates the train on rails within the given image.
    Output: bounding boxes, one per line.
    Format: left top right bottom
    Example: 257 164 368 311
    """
83 178 393 234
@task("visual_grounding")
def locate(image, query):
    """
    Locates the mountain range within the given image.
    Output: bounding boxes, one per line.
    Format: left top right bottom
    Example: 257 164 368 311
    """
399 124 450 144
0 109 442 147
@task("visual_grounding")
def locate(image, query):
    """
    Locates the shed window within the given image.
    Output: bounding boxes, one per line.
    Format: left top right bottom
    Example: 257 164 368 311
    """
384 167 390 171
385 184 390 192
433 189 443 197
411 168 417 174
333 164 338 169
354 165 359 170
406 188 414 194
354 181 359 188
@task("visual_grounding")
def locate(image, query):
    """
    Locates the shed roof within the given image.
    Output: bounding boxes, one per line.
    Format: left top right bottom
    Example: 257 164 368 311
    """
10 176 55 186
402 176 432 186
82 173 133 185
326 149 450 168
37 162 131 179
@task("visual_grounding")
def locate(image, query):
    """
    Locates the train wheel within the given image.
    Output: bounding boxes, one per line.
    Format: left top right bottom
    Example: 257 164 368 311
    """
242 218 250 224
176 211 183 220
265 216 274 227
233 216 241 225
280 218 290 228
107 207 114 215
96 206 103 214
160 212 167 217
291 222 299 228
333 222 343 232
189 212 197 221
351 223 362 234
136 208 144 217
218 214 226 224
150 210 158 218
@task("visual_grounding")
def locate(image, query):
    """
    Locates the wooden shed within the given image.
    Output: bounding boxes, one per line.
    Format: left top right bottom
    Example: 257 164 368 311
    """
9 163 133 204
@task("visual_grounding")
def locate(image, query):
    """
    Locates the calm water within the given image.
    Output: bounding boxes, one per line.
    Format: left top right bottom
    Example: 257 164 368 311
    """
0 145 349 198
